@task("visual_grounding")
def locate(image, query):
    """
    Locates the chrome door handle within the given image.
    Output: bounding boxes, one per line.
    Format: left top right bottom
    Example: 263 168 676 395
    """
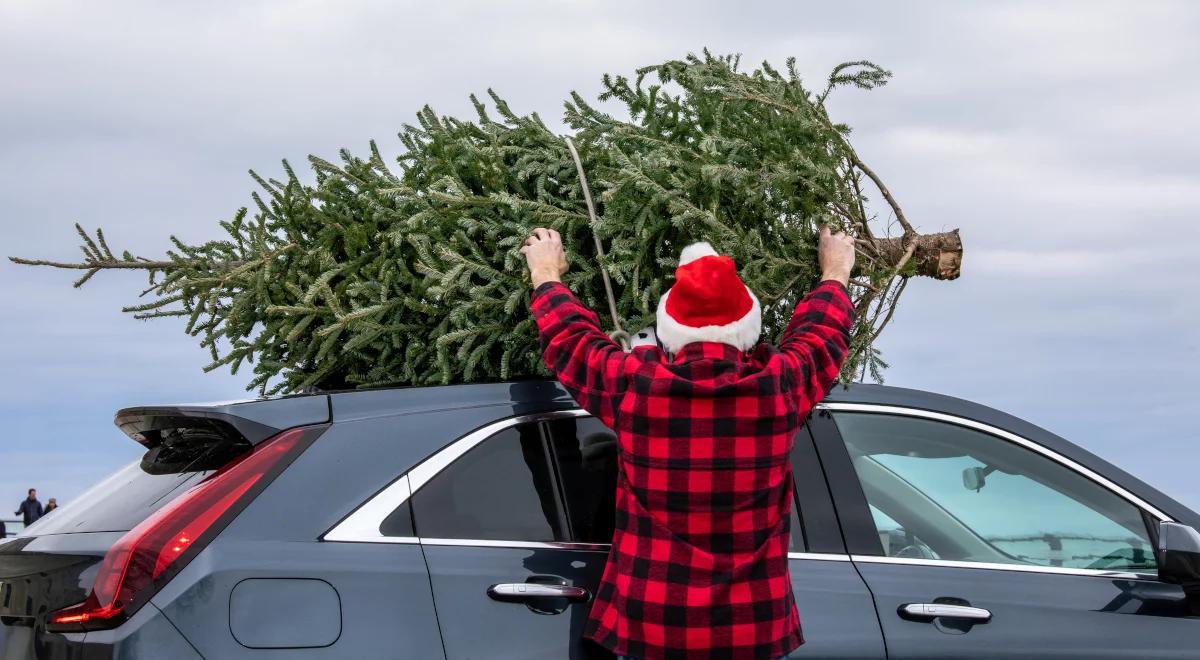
488 582 590 602
899 603 992 622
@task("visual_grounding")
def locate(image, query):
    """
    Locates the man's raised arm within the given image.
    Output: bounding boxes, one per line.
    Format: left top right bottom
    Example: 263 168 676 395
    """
778 227 857 411
523 228 629 427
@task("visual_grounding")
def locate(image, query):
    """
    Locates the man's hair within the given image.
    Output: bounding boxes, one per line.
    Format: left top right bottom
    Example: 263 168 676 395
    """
27 488 35 495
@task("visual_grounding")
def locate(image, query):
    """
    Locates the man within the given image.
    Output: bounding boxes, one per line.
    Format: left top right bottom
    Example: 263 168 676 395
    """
522 227 856 660
15 488 43 527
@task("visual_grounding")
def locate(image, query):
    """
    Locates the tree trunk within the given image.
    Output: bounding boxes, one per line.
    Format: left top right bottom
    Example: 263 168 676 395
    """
873 229 962 280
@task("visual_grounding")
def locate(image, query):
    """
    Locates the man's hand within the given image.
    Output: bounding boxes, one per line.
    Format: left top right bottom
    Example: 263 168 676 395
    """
521 227 569 288
819 225 855 287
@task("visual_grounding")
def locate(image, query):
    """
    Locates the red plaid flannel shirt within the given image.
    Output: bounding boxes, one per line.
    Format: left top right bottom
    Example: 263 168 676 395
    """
531 279 855 660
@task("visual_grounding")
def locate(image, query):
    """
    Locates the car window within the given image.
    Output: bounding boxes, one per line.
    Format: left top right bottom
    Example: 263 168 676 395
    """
409 422 566 542
834 412 1156 572
544 416 618 544
545 415 806 551
24 461 210 535
380 499 415 537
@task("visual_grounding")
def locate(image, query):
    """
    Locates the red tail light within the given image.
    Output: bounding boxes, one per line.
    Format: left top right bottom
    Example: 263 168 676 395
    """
48 426 317 632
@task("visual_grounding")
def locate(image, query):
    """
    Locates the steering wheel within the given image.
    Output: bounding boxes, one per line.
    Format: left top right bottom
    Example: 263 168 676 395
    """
893 539 939 559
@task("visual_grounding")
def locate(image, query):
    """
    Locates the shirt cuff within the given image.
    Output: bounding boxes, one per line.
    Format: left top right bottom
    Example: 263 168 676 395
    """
532 280 566 298
530 281 572 314
818 278 851 298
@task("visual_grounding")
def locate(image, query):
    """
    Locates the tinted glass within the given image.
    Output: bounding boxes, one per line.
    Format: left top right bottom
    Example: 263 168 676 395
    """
835 413 1156 571
24 461 208 535
545 417 618 544
380 499 415 537
411 423 564 541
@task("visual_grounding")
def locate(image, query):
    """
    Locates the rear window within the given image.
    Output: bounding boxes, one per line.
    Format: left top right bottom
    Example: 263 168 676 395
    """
25 462 210 535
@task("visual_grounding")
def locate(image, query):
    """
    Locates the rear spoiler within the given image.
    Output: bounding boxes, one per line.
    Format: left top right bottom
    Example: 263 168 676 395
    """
114 394 331 473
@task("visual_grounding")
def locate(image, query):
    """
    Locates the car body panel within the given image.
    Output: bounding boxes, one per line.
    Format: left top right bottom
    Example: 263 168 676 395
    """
422 543 607 660
151 540 443 659
0 600 199 660
855 560 1195 659
77 603 204 660
327 380 574 423
785 557 886 658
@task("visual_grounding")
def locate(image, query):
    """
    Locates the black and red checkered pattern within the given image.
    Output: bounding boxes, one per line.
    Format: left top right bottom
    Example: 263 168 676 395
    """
530 279 855 660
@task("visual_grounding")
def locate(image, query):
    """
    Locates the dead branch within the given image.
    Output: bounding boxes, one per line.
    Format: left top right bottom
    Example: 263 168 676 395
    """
7 256 200 270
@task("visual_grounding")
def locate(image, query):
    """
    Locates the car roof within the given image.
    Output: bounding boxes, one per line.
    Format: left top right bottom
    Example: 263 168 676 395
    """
120 380 1102 456
123 379 1199 527
320 379 1035 432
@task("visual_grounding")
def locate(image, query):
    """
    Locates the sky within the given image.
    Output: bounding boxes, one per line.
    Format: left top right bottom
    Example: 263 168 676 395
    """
1 0 1197 516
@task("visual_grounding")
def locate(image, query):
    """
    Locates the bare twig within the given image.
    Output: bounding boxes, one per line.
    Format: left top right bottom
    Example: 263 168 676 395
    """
847 153 914 237
7 256 197 270
848 166 875 240
11 240 299 276
850 278 880 293
883 242 917 282
865 278 908 345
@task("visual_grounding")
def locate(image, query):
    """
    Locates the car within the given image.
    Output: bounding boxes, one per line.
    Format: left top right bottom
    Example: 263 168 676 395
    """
2 381 1198 659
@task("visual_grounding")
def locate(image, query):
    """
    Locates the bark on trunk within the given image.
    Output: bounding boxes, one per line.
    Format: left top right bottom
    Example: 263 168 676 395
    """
873 229 962 280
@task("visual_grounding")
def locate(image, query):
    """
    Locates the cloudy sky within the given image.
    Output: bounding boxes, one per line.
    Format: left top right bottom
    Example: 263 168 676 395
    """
2 1 1197 517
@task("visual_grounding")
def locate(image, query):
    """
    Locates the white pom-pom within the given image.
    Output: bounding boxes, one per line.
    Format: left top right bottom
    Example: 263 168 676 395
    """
678 241 719 266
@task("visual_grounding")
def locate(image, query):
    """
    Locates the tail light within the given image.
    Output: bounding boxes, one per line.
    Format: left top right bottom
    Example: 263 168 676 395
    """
47 425 320 632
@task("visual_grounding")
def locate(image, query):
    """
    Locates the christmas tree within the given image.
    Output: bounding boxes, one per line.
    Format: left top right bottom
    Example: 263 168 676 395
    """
11 51 962 395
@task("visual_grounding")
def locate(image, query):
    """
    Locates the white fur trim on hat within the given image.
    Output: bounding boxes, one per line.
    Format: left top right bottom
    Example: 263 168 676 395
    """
656 286 762 354
677 241 719 266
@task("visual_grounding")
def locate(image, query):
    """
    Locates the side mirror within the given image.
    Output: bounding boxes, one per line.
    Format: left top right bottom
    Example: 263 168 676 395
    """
1158 522 1200 615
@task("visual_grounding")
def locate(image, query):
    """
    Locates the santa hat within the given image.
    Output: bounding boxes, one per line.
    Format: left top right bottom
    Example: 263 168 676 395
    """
656 242 761 354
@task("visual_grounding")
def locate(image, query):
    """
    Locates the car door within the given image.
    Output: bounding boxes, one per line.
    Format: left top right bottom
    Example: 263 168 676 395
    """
810 405 1200 659
781 422 887 659
372 409 884 659
409 411 606 660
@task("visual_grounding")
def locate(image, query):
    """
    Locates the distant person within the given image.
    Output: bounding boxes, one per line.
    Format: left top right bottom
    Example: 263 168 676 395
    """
44 498 58 514
0 518 6 539
15 488 43 527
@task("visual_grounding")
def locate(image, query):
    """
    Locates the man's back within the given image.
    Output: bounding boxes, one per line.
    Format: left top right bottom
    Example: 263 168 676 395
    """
531 281 852 660
619 341 804 556
522 228 856 660
599 341 817 659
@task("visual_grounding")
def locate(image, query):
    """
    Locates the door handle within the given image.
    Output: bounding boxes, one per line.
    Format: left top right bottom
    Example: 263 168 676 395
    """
899 603 992 622
488 582 590 603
